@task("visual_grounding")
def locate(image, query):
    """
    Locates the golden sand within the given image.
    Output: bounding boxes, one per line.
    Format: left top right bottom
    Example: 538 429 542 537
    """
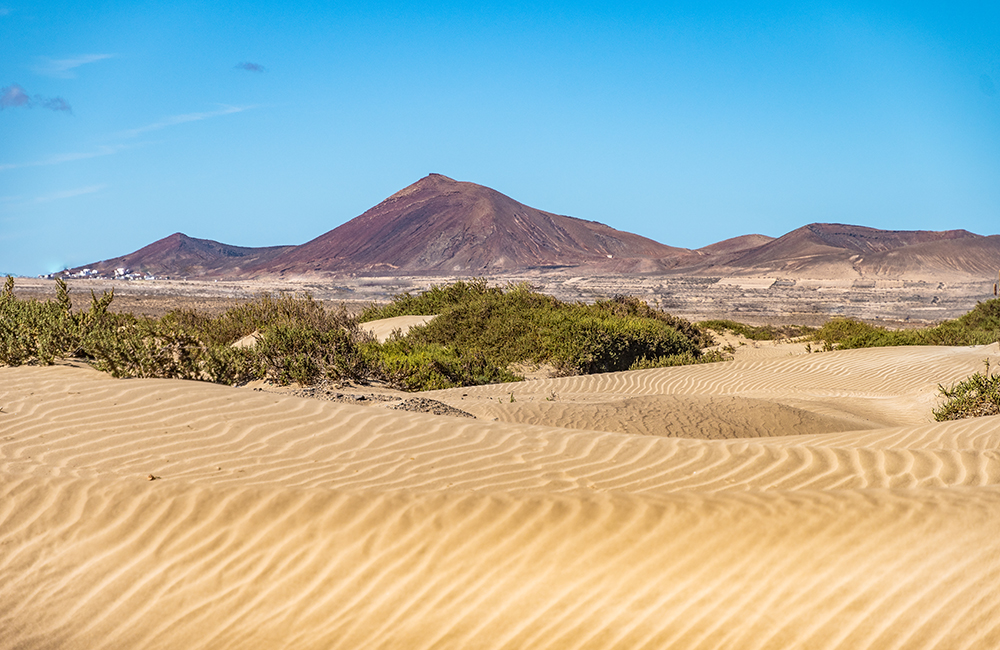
2 342 999 648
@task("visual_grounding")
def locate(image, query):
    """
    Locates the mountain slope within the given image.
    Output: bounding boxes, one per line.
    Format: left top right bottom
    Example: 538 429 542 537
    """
61 182 1000 282
695 224 997 280
66 233 294 278
255 174 691 276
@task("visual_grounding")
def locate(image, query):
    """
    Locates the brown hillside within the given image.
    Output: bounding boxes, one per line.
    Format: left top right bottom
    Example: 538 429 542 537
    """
65 233 294 278
732 224 976 264
860 234 1000 279
256 174 689 276
62 182 999 282
696 234 774 256
700 223 992 280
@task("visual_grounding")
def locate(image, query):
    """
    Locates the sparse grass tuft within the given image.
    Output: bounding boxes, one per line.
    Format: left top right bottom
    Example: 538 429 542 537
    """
697 319 813 341
933 362 1000 421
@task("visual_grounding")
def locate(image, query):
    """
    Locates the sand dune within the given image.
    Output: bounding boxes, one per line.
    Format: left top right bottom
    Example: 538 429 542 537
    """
360 314 437 342
432 343 1000 432
3 344 1000 648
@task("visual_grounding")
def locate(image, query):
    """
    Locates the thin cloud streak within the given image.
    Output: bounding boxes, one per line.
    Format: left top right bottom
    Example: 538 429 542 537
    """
32 54 116 78
0 144 131 172
118 105 253 138
34 185 107 203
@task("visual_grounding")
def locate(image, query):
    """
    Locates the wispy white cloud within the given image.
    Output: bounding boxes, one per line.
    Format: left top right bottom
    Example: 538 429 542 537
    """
118 105 253 138
32 54 116 79
34 184 107 203
0 144 131 172
0 104 252 171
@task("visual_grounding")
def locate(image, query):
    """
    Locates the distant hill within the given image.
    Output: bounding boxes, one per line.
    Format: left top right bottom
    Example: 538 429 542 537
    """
64 178 1000 282
63 233 294 278
252 174 691 276
691 223 1000 281
696 234 775 256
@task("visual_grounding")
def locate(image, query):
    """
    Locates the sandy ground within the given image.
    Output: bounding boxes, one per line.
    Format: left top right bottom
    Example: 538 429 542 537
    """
360 314 437 342
3 341 1000 649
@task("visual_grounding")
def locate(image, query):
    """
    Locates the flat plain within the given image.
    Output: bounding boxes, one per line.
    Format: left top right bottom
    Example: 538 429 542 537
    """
11 274 998 324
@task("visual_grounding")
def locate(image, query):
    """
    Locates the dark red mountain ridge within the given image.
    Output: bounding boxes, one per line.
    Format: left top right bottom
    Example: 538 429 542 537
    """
254 174 690 276
692 224 996 280
67 233 293 278
63 176 1000 282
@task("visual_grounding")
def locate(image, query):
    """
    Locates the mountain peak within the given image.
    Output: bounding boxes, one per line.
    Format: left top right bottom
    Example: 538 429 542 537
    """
64 178 1000 281
256 175 687 275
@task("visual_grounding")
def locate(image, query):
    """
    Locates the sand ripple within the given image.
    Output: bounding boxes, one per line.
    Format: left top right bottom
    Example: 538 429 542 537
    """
2 345 1000 648
1 477 998 649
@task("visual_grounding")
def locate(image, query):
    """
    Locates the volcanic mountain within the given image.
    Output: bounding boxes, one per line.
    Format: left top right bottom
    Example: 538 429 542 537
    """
66 233 294 278
254 174 691 276
64 176 1000 282
691 223 1000 281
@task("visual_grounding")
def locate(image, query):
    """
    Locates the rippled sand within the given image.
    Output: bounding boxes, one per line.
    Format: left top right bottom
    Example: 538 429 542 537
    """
2 342 999 649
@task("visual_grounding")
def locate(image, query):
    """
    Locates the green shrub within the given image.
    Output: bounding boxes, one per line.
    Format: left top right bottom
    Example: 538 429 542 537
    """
933 364 1000 421
398 281 706 374
0 277 120 365
698 319 813 341
597 295 715 347
629 349 729 370
0 277 718 390
811 300 1000 351
809 319 913 350
359 278 499 321
921 299 1000 346
0 278 373 385
367 338 520 391
85 316 208 380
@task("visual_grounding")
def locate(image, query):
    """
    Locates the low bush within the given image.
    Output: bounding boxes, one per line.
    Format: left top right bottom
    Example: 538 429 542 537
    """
811 300 1000 351
1 276 719 390
595 295 715 348
698 319 813 341
1 278 374 385
628 349 729 370
933 364 1000 421
359 278 498 321
396 281 709 374
369 338 519 391
0 276 121 365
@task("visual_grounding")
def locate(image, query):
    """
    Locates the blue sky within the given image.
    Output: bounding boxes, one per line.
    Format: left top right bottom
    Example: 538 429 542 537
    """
2 1 998 276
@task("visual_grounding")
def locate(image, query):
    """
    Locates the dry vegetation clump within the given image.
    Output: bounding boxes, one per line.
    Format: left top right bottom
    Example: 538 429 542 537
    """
1 276 724 391
0 276 372 385
362 279 720 375
810 299 1000 350
933 362 1000 421
697 319 814 341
